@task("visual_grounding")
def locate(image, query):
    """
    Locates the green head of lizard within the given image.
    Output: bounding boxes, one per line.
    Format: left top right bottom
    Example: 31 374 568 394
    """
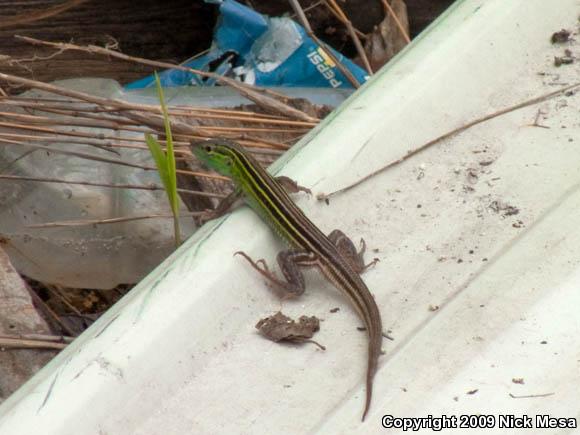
190 138 242 178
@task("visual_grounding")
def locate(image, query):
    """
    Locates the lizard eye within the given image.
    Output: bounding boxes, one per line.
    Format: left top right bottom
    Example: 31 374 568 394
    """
204 145 212 153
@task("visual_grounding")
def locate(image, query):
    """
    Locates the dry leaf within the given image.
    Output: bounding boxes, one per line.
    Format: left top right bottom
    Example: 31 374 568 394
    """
255 311 325 350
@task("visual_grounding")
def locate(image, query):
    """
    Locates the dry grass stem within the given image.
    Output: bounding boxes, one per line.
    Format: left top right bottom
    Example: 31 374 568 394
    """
318 81 580 200
287 0 361 88
15 35 320 122
0 336 68 350
325 0 373 74
27 211 206 228
0 174 227 198
381 0 411 44
321 0 366 39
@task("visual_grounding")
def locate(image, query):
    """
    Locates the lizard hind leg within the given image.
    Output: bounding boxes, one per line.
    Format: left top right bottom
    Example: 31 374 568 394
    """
234 249 318 298
327 229 379 274
275 176 312 196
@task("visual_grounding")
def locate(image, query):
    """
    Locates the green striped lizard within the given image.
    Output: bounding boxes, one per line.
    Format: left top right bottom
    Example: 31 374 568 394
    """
191 138 383 421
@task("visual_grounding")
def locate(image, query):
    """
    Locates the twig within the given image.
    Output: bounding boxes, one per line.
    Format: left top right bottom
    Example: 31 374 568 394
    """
325 0 373 75
0 121 120 154
509 392 555 399
0 76 300 150
0 109 300 152
0 133 157 154
25 289 77 337
0 109 149 134
0 72 182 120
0 130 137 149
0 336 68 350
288 0 313 33
0 137 223 180
45 284 84 317
15 35 319 123
0 136 203 174
287 0 361 88
0 174 226 199
27 211 206 228
317 82 580 201
4 333 74 343
380 0 411 44
0 73 297 147
0 138 154 170
192 125 308 135
0 0 88 29
320 1 366 39
0 95 318 127
302 339 326 350
2 95 297 120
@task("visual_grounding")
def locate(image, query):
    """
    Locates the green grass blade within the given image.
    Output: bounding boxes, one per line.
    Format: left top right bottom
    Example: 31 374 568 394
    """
154 73 178 213
144 133 169 189
142 72 181 247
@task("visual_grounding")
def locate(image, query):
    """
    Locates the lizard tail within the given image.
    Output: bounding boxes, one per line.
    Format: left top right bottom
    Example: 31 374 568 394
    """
361 325 381 421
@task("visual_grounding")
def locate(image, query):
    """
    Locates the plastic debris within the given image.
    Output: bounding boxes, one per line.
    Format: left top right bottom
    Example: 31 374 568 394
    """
126 0 368 90
0 79 350 290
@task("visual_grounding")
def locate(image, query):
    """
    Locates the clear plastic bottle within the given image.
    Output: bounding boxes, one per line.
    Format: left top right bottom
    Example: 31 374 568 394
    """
0 78 349 289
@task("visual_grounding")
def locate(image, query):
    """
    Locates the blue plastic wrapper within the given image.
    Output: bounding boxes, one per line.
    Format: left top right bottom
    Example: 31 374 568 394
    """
126 0 368 89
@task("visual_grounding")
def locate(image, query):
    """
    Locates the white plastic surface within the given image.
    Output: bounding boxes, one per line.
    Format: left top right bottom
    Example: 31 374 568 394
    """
1 0 579 433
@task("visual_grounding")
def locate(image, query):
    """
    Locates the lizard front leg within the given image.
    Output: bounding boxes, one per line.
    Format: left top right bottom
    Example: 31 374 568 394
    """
196 188 243 225
235 249 318 297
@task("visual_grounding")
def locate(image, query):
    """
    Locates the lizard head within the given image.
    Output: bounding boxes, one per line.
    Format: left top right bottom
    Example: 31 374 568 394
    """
190 138 243 178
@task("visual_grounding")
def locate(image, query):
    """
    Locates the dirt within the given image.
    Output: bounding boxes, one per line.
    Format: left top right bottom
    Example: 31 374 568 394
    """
551 29 571 44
